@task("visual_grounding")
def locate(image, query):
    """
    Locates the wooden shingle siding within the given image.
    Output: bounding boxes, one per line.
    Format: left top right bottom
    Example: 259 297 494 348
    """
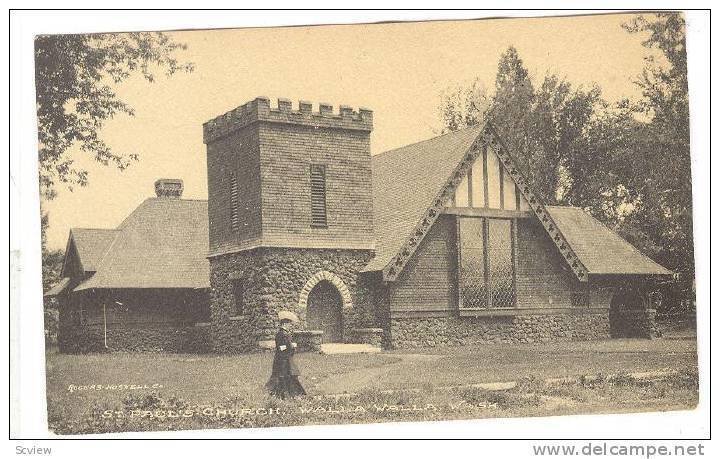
389 215 457 312
515 218 583 309
258 123 374 248
388 213 613 315
206 125 262 254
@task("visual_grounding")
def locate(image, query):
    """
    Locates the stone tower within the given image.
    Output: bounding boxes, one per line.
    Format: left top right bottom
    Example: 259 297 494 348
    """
203 97 375 352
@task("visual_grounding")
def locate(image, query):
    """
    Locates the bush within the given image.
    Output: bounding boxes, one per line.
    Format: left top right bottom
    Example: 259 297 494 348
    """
44 308 59 347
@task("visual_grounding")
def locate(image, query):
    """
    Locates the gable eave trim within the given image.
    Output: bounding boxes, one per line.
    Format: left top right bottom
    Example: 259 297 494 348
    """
381 122 589 283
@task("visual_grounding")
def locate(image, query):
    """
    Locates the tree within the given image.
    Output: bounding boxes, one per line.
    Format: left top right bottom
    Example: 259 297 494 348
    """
35 32 194 200
438 77 491 133
439 46 602 204
40 211 65 293
36 31 193 299
619 13 692 267
619 13 693 313
485 47 537 193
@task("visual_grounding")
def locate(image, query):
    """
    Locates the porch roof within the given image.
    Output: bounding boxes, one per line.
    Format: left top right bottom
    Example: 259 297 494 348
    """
44 277 71 297
546 206 672 276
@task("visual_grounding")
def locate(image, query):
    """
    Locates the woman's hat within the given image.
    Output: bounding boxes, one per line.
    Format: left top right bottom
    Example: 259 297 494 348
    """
278 310 300 323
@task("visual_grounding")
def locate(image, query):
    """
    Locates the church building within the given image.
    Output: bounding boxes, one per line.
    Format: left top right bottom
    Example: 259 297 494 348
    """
48 97 671 353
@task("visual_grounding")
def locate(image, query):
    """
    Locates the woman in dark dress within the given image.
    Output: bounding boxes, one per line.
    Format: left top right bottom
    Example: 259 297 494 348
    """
265 312 306 398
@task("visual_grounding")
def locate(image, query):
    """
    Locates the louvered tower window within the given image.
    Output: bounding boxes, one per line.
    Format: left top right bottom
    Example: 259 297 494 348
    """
310 164 328 228
230 174 240 232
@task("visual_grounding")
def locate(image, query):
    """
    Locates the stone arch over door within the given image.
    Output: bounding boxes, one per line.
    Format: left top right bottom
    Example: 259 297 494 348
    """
298 271 353 342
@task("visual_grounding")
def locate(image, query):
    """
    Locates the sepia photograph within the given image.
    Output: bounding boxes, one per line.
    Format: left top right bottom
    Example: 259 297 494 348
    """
9 8 709 444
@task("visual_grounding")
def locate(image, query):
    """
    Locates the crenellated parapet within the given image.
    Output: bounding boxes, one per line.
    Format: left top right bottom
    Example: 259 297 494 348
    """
203 97 373 143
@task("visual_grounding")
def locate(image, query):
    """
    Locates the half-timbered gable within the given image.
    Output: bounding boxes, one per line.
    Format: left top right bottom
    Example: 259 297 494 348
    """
362 120 671 347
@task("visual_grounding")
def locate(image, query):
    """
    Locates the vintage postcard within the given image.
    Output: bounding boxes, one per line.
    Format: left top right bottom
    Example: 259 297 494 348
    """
31 11 700 436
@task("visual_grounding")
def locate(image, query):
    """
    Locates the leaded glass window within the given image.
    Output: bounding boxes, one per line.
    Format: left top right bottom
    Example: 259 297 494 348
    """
459 218 487 308
458 217 516 309
487 219 515 307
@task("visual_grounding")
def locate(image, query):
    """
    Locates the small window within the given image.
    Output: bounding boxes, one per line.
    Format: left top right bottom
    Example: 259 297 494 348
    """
230 174 239 232
232 280 245 316
310 164 328 227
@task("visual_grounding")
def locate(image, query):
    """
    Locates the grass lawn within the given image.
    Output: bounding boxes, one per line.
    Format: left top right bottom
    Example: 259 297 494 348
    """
45 336 698 434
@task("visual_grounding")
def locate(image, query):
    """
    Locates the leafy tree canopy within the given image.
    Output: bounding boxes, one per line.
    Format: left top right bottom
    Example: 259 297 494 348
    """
36 32 193 295
438 14 693 309
35 32 194 200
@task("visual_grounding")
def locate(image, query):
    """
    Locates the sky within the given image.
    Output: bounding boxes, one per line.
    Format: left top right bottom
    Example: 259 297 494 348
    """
41 12 658 251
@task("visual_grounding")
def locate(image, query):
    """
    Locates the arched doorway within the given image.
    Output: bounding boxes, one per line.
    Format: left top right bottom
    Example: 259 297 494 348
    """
306 280 344 343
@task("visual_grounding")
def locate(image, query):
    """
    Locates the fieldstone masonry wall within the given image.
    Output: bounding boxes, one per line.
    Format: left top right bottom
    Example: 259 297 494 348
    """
387 312 610 349
348 328 384 347
209 247 374 353
295 330 324 352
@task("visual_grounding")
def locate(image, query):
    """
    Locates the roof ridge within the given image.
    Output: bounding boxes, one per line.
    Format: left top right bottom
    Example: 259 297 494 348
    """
91 230 122 276
146 197 208 202
545 204 582 209
71 227 118 232
372 123 485 159
116 198 152 230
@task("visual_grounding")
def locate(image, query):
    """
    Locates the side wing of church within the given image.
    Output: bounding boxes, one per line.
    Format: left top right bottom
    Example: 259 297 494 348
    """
47 97 671 353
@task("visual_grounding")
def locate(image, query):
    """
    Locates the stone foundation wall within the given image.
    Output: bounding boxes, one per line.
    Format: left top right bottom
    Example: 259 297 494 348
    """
209 247 374 353
295 330 324 352
57 323 212 353
387 311 610 349
348 328 384 346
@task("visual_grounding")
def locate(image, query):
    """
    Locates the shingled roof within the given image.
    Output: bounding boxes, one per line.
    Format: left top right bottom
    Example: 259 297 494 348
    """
74 198 210 291
363 124 485 272
546 206 671 276
362 125 671 279
69 228 118 272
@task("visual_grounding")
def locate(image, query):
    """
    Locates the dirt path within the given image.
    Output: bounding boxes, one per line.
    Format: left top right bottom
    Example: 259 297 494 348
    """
314 353 444 394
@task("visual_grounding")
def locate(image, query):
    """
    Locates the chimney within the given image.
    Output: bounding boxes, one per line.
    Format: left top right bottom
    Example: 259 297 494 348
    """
155 179 184 198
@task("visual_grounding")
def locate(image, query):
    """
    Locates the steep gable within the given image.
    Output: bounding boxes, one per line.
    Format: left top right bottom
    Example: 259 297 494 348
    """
68 228 119 273
365 122 669 282
75 198 210 290
364 125 484 273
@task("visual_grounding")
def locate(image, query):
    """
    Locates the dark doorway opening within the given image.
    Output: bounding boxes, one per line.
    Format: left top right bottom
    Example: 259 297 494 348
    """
306 280 344 343
609 288 645 338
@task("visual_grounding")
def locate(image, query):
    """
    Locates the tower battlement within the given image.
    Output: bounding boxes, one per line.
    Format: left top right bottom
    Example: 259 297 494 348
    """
203 97 373 143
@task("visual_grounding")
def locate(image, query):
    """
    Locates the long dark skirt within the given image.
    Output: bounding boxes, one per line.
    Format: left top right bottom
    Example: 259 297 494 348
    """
265 375 306 399
266 352 306 399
